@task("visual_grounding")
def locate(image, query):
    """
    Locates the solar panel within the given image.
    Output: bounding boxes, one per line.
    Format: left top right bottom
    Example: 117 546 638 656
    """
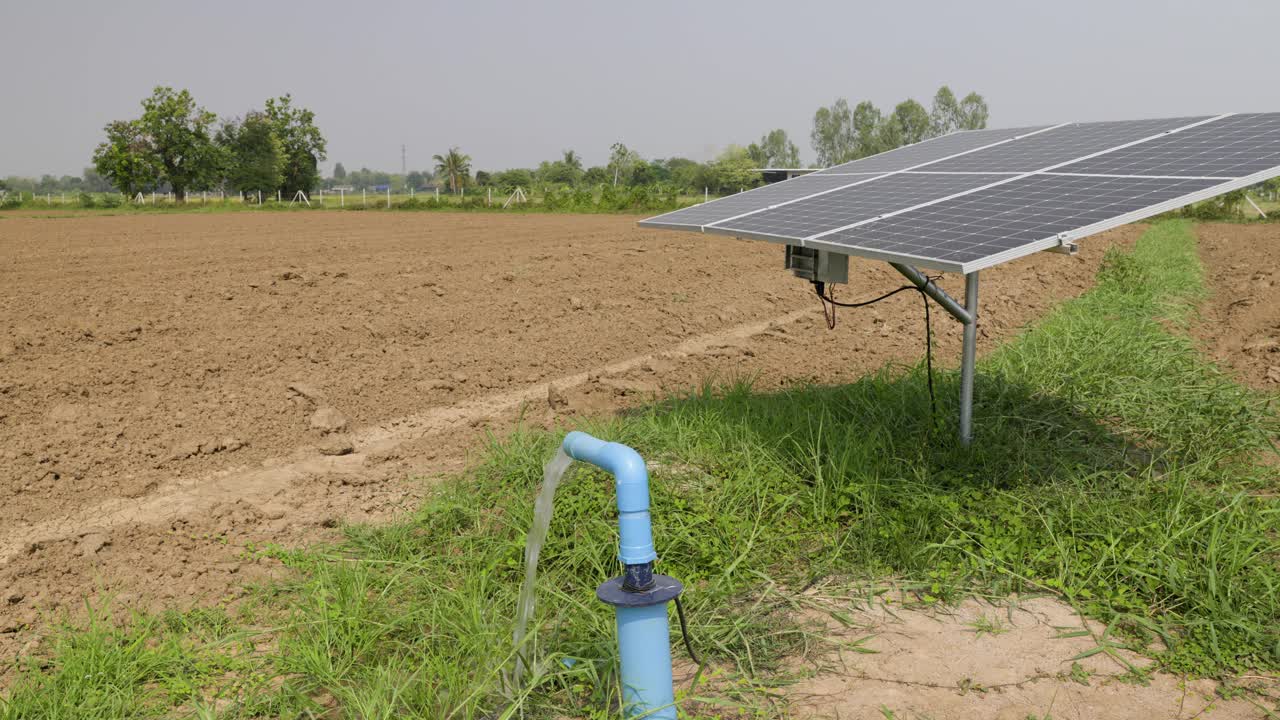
809 174 1221 270
710 172 1009 241
920 116 1207 173
641 112 1280 274
639 173 884 230
815 125 1048 174
1056 113 1280 178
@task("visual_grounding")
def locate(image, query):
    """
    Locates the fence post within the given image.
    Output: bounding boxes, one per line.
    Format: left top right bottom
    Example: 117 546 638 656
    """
362 189 366 207
435 187 439 201
340 189 345 207
704 187 708 203
386 187 390 208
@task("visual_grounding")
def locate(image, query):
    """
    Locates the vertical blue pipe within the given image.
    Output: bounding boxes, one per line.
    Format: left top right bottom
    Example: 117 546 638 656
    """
562 431 679 720
616 604 676 719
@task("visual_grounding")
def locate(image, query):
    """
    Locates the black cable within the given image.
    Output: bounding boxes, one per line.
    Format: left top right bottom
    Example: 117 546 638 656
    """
673 595 701 666
813 277 939 422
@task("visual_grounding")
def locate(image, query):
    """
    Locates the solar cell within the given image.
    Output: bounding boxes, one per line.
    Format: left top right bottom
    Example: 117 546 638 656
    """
638 173 883 230
921 116 1207 173
816 125 1048 174
1056 113 1280 178
710 173 1008 241
810 174 1221 272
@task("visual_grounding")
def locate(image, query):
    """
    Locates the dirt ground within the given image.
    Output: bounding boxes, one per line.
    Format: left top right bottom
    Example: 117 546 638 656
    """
0 212 1274 715
1194 223 1280 391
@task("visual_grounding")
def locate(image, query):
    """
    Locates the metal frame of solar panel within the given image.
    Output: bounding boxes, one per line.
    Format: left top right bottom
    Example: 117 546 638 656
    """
639 112 1280 446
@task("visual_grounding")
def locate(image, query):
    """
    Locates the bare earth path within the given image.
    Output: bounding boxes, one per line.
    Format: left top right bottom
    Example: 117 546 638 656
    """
8 212 1275 716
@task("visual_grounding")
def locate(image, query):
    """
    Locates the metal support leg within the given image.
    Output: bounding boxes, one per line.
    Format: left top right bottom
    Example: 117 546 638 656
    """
959 272 980 447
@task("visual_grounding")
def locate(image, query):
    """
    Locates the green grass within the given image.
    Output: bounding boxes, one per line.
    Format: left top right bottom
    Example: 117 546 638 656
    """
2 219 1277 718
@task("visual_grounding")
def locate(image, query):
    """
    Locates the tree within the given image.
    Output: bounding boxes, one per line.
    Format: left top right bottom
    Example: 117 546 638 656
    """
92 87 221 199
851 101 884 158
608 142 638 186
562 150 582 172
141 87 222 199
405 170 425 189
929 86 962 136
811 99 856 166
218 112 284 195
957 92 990 130
92 120 162 196
750 129 801 168
474 170 492 186
333 162 347 181
82 167 113 192
892 99 932 145
433 147 472 193
264 95 327 195
492 168 534 191
707 146 761 193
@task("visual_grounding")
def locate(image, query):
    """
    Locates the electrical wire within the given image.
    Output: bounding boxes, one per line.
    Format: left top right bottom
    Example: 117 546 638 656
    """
673 595 701 667
814 277 939 420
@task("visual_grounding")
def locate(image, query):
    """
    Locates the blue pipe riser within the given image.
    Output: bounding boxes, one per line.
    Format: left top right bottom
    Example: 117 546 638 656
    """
616 603 677 720
561 431 681 719
562 431 657 564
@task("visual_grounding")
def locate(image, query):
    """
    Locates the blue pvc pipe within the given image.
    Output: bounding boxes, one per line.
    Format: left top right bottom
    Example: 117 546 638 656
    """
561 431 657 565
561 431 676 720
616 604 676 720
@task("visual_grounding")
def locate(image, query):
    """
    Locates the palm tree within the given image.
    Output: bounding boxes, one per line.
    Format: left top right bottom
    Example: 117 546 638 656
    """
432 147 472 194
561 150 582 172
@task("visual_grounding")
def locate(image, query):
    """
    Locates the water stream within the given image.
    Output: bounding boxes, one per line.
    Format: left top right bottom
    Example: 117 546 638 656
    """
510 447 575 691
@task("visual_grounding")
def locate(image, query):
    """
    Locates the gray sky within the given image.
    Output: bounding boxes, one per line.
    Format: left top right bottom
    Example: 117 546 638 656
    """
2 0 1276 178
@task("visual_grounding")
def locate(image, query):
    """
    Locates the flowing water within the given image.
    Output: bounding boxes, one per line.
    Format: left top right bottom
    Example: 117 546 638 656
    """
510 447 575 691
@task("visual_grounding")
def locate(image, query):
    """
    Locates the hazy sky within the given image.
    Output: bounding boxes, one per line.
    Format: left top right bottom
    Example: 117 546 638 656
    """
2 0 1277 178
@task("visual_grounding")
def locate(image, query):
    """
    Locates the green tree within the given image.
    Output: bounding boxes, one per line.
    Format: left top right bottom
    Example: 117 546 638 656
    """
474 170 492 186
142 87 222 199
749 129 802 168
433 147 472 193
81 167 113 192
405 170 425 189
929 86 962 136
92 87 221 199
851 101 884 158
583 166 609 186
811 98 855 166
492 168 534 191
957 92 990 130
218 112 284 195
709 145 762 192
333 162 347 181
608 142 639 186
92 120 163 196
264 95 327 195
562 150 582 172
892 99 932 145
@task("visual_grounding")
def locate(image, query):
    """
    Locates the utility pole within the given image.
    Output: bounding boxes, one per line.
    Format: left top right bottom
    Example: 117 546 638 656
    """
401 144 406 176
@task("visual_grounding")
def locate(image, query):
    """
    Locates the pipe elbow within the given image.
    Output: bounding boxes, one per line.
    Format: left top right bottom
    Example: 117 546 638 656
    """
562 431 657 565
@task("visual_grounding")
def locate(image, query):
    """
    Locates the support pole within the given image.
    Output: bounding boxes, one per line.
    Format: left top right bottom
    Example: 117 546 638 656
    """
959 272 980 447
888 263 972 325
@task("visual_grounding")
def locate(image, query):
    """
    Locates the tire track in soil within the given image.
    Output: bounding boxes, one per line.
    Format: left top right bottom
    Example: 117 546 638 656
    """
0 307 818 565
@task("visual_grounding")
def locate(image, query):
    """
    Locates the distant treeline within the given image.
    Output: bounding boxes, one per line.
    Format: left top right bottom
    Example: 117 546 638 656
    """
10 85 988 201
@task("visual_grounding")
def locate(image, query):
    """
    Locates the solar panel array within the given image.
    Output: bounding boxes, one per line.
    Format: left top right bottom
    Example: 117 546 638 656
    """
640 112 1280 273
